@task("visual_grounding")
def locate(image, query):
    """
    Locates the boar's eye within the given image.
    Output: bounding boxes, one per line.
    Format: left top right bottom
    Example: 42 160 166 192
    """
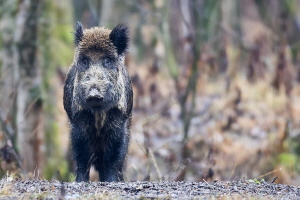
103 57 114 68
81 57 89 69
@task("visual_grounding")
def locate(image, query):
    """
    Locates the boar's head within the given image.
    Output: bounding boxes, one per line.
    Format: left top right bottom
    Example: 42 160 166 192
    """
72 22 129 112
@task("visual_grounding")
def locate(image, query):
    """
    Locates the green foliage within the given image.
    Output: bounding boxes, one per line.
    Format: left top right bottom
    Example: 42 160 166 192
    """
163 24 179 79
248 179 265 184
69 173 76 182
45 122 59 157
278 153 297 168
39 0 73 181
51 24 74 67
40 0 73 83
43 122 70 181
283 0 297 15
277 138 300 173
44 158 70 181
162 3 178 79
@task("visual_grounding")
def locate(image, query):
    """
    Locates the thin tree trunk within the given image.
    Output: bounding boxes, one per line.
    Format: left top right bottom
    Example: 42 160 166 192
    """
14 0 44 173
99 0 114 26
168 0 202 181
0 0 18 124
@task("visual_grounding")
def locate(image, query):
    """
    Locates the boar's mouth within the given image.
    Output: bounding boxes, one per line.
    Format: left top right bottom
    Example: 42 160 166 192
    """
86 88 104 108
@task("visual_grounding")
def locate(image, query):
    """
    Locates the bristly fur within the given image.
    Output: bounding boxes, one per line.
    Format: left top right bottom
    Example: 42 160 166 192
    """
79 27 116 56
109 24 129 55
63 22 133 182
74 21 83 46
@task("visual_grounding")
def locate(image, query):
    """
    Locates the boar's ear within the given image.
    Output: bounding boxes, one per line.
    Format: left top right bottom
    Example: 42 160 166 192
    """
109 24 129 55
74 21 83 46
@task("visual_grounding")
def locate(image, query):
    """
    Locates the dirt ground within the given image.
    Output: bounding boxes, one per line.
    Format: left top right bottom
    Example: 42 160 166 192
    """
0 178 299 199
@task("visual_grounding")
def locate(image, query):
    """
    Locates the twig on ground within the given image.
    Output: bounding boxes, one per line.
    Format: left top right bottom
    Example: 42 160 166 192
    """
255 168 282 180
149 148 162 181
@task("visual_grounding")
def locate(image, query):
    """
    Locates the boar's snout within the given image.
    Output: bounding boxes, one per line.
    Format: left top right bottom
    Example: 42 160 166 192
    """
86 88 104 107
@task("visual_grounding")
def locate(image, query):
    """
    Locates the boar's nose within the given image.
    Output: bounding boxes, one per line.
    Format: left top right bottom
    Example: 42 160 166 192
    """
86 88 103 107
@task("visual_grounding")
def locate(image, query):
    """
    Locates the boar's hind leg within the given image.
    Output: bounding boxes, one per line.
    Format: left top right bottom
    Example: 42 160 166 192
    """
96 134 128 182
71 128 91 182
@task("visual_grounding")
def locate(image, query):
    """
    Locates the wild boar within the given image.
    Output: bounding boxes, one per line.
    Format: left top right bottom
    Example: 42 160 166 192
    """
63 22 133 182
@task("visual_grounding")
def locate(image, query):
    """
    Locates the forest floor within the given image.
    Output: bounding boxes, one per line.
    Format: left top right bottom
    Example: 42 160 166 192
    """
0 178 299 199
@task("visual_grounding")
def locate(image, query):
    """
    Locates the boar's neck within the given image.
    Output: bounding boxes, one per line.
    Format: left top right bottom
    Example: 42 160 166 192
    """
94 111 106 132
72 107 126 137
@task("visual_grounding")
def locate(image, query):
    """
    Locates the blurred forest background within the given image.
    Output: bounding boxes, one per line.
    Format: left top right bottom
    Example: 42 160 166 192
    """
1 0 300 185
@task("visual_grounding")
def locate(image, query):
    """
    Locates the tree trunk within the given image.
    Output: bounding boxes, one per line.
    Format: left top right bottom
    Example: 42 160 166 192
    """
0 0 18 126
99 0 114 26
14 0 44 173
168 0 202 181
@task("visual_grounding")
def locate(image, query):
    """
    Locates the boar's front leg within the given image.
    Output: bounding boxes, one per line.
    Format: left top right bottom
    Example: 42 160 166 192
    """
71 126 91 182
95 129 129 182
